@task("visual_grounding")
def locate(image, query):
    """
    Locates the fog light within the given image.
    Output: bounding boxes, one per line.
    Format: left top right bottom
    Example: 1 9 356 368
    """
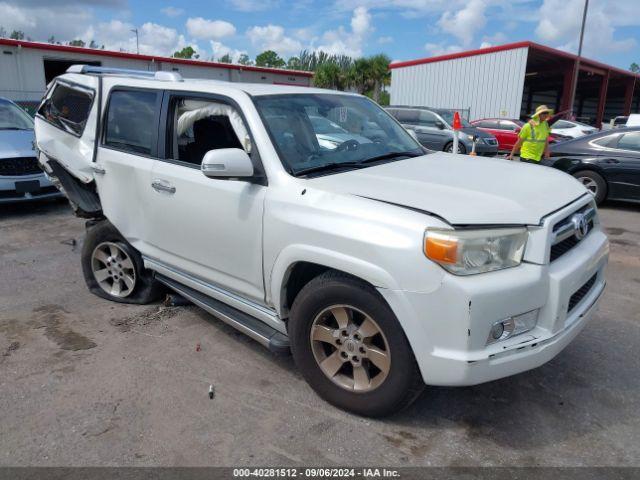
490 322 504 340
486 310 539 345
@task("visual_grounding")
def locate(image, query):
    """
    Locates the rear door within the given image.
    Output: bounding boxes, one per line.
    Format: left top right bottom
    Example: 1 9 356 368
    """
94 86 163 255
606 132 640 200
35 75 98 182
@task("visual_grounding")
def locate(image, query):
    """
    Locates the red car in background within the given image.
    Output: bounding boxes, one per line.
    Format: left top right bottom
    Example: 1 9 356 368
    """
471 118 568 152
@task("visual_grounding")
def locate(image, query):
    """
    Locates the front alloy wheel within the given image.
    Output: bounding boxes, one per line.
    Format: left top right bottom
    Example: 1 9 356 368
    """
310 305 390 392
91 242 137 298
577 175 598 197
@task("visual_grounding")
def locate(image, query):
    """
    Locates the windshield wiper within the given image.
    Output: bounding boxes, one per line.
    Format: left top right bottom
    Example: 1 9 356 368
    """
294 162 365 177
359 150 423 164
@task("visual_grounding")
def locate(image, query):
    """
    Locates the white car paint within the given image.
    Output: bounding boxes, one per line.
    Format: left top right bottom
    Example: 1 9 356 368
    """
35 73 609 387
551 119 598 139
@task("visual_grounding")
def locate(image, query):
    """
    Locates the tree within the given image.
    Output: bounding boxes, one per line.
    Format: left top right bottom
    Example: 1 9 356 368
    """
218 53 232 63
287 56 301 70
173 46 196 59
255 50 285 68
89 40 99 49
68 39 85 47
313 63 345 90
10 30 25 40
0 26 6 38
631 62 640 73
367 54 391 103
238 53 253 66
47 35 56 44
348 57 372 94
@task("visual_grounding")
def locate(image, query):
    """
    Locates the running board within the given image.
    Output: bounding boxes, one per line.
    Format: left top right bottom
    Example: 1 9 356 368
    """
156 274 290 355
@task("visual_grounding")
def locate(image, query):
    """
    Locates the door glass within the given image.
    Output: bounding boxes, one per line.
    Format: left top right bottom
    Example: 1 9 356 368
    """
395 109 419 123
616 132 640 152
417 110 437 127
104 90 159 155
37 83 94 136
170 98 248 166
499 121 517 131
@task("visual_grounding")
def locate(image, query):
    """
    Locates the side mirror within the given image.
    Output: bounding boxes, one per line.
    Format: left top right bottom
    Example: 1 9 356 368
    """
435 120 445 130
201 148 254 179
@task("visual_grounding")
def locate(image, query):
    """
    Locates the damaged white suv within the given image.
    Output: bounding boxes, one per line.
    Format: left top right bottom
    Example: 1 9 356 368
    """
36 66 608 417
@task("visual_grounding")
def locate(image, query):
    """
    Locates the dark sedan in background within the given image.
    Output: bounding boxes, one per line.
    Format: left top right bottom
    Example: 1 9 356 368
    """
543 127 640 205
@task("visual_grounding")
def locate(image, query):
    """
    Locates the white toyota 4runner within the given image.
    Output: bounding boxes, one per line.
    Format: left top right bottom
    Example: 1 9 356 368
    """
35 66 608 417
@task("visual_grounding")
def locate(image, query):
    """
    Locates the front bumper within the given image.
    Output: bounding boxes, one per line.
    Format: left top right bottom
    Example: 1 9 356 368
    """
0 173 62 203
471 141 499 156
379 224 608 387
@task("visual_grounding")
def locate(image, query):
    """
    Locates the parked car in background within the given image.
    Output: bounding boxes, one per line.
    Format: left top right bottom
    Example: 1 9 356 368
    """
551 119 598 139
37 67 608 417
543 127 640 205
625 114 640 128
606 116 629 130
386 106 498 155
471 118 570 152
0 97 61 203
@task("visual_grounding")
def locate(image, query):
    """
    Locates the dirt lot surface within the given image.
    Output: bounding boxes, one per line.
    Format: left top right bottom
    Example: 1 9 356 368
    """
1 199 639 467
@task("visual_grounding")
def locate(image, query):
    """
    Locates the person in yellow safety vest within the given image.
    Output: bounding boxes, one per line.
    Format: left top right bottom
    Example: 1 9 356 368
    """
507 105 553 163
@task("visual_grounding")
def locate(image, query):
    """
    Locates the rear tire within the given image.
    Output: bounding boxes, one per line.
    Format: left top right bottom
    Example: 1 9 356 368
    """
81 220 163 304
573 170 607 205
289 271 424 417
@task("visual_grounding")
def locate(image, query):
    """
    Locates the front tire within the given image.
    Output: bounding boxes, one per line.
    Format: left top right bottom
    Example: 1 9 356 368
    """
573 170 607 205
445 141 466 154
289 271 424 417
81 220 163 304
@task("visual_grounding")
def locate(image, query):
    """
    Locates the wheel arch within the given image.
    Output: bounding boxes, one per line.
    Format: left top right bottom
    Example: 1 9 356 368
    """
269 245 399 319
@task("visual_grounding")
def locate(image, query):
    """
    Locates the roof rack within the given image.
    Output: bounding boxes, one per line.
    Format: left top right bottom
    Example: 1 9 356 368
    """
66 65 183 82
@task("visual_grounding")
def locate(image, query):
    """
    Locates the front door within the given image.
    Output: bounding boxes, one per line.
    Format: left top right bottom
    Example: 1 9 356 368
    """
145 93 266 303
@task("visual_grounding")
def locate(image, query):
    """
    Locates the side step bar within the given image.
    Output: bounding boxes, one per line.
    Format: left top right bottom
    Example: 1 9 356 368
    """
156 274 290 355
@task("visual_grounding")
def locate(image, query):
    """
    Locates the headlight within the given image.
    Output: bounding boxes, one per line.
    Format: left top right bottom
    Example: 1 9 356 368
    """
424 227 528 275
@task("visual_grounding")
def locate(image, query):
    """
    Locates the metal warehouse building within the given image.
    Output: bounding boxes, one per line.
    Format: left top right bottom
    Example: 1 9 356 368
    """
0 38 313 112
390 41 640 127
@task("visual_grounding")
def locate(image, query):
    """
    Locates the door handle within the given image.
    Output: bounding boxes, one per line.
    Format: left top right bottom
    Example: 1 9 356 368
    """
151 180 176 194
602 158 620 164
91 164 106 174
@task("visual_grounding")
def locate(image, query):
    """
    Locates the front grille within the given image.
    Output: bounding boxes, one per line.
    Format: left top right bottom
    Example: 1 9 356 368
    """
549 204 595 262
0 157 41 176
568 274 597 313
550 236 579 261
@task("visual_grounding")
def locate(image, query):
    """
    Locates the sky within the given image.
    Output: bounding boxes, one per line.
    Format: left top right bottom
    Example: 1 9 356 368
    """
2 0 640 69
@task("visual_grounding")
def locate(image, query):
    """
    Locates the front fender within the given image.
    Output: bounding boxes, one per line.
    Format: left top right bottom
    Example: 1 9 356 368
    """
268 244 400 317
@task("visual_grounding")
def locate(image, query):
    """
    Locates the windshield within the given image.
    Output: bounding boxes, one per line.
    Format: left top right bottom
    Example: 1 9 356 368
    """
253 94 423 176
0 101 34 130
437 111 471 128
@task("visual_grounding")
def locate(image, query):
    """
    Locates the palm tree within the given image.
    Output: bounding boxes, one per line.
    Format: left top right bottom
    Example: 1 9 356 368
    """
368 54 391 103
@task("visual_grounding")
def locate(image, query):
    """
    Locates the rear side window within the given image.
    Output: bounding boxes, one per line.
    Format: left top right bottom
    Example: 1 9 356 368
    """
616 132 640 152
395 109 419 123
37 83 94 136
104 90 160 156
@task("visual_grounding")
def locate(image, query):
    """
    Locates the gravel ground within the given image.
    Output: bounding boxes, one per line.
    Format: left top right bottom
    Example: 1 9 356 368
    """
0 198 639 467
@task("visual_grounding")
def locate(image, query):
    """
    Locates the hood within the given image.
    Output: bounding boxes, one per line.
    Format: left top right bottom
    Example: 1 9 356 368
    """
460 126 495 139
0 129 35 158
306 153 587 225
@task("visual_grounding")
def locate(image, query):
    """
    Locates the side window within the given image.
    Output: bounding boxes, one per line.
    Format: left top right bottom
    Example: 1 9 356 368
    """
499 120 517 131
592 134 619 148
104 90 159 155
616 132 640 152
417 110 437 127
169 97 248 166
37 83 94 136
396 109 419 124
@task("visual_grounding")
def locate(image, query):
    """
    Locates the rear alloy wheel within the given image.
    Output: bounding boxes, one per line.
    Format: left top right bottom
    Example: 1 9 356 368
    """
91 242 137 298
310 305 390 393
573 170 607 205
81 219 164 304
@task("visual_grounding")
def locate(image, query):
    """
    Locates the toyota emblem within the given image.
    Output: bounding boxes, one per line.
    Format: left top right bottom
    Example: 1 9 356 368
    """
571 213 590 240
